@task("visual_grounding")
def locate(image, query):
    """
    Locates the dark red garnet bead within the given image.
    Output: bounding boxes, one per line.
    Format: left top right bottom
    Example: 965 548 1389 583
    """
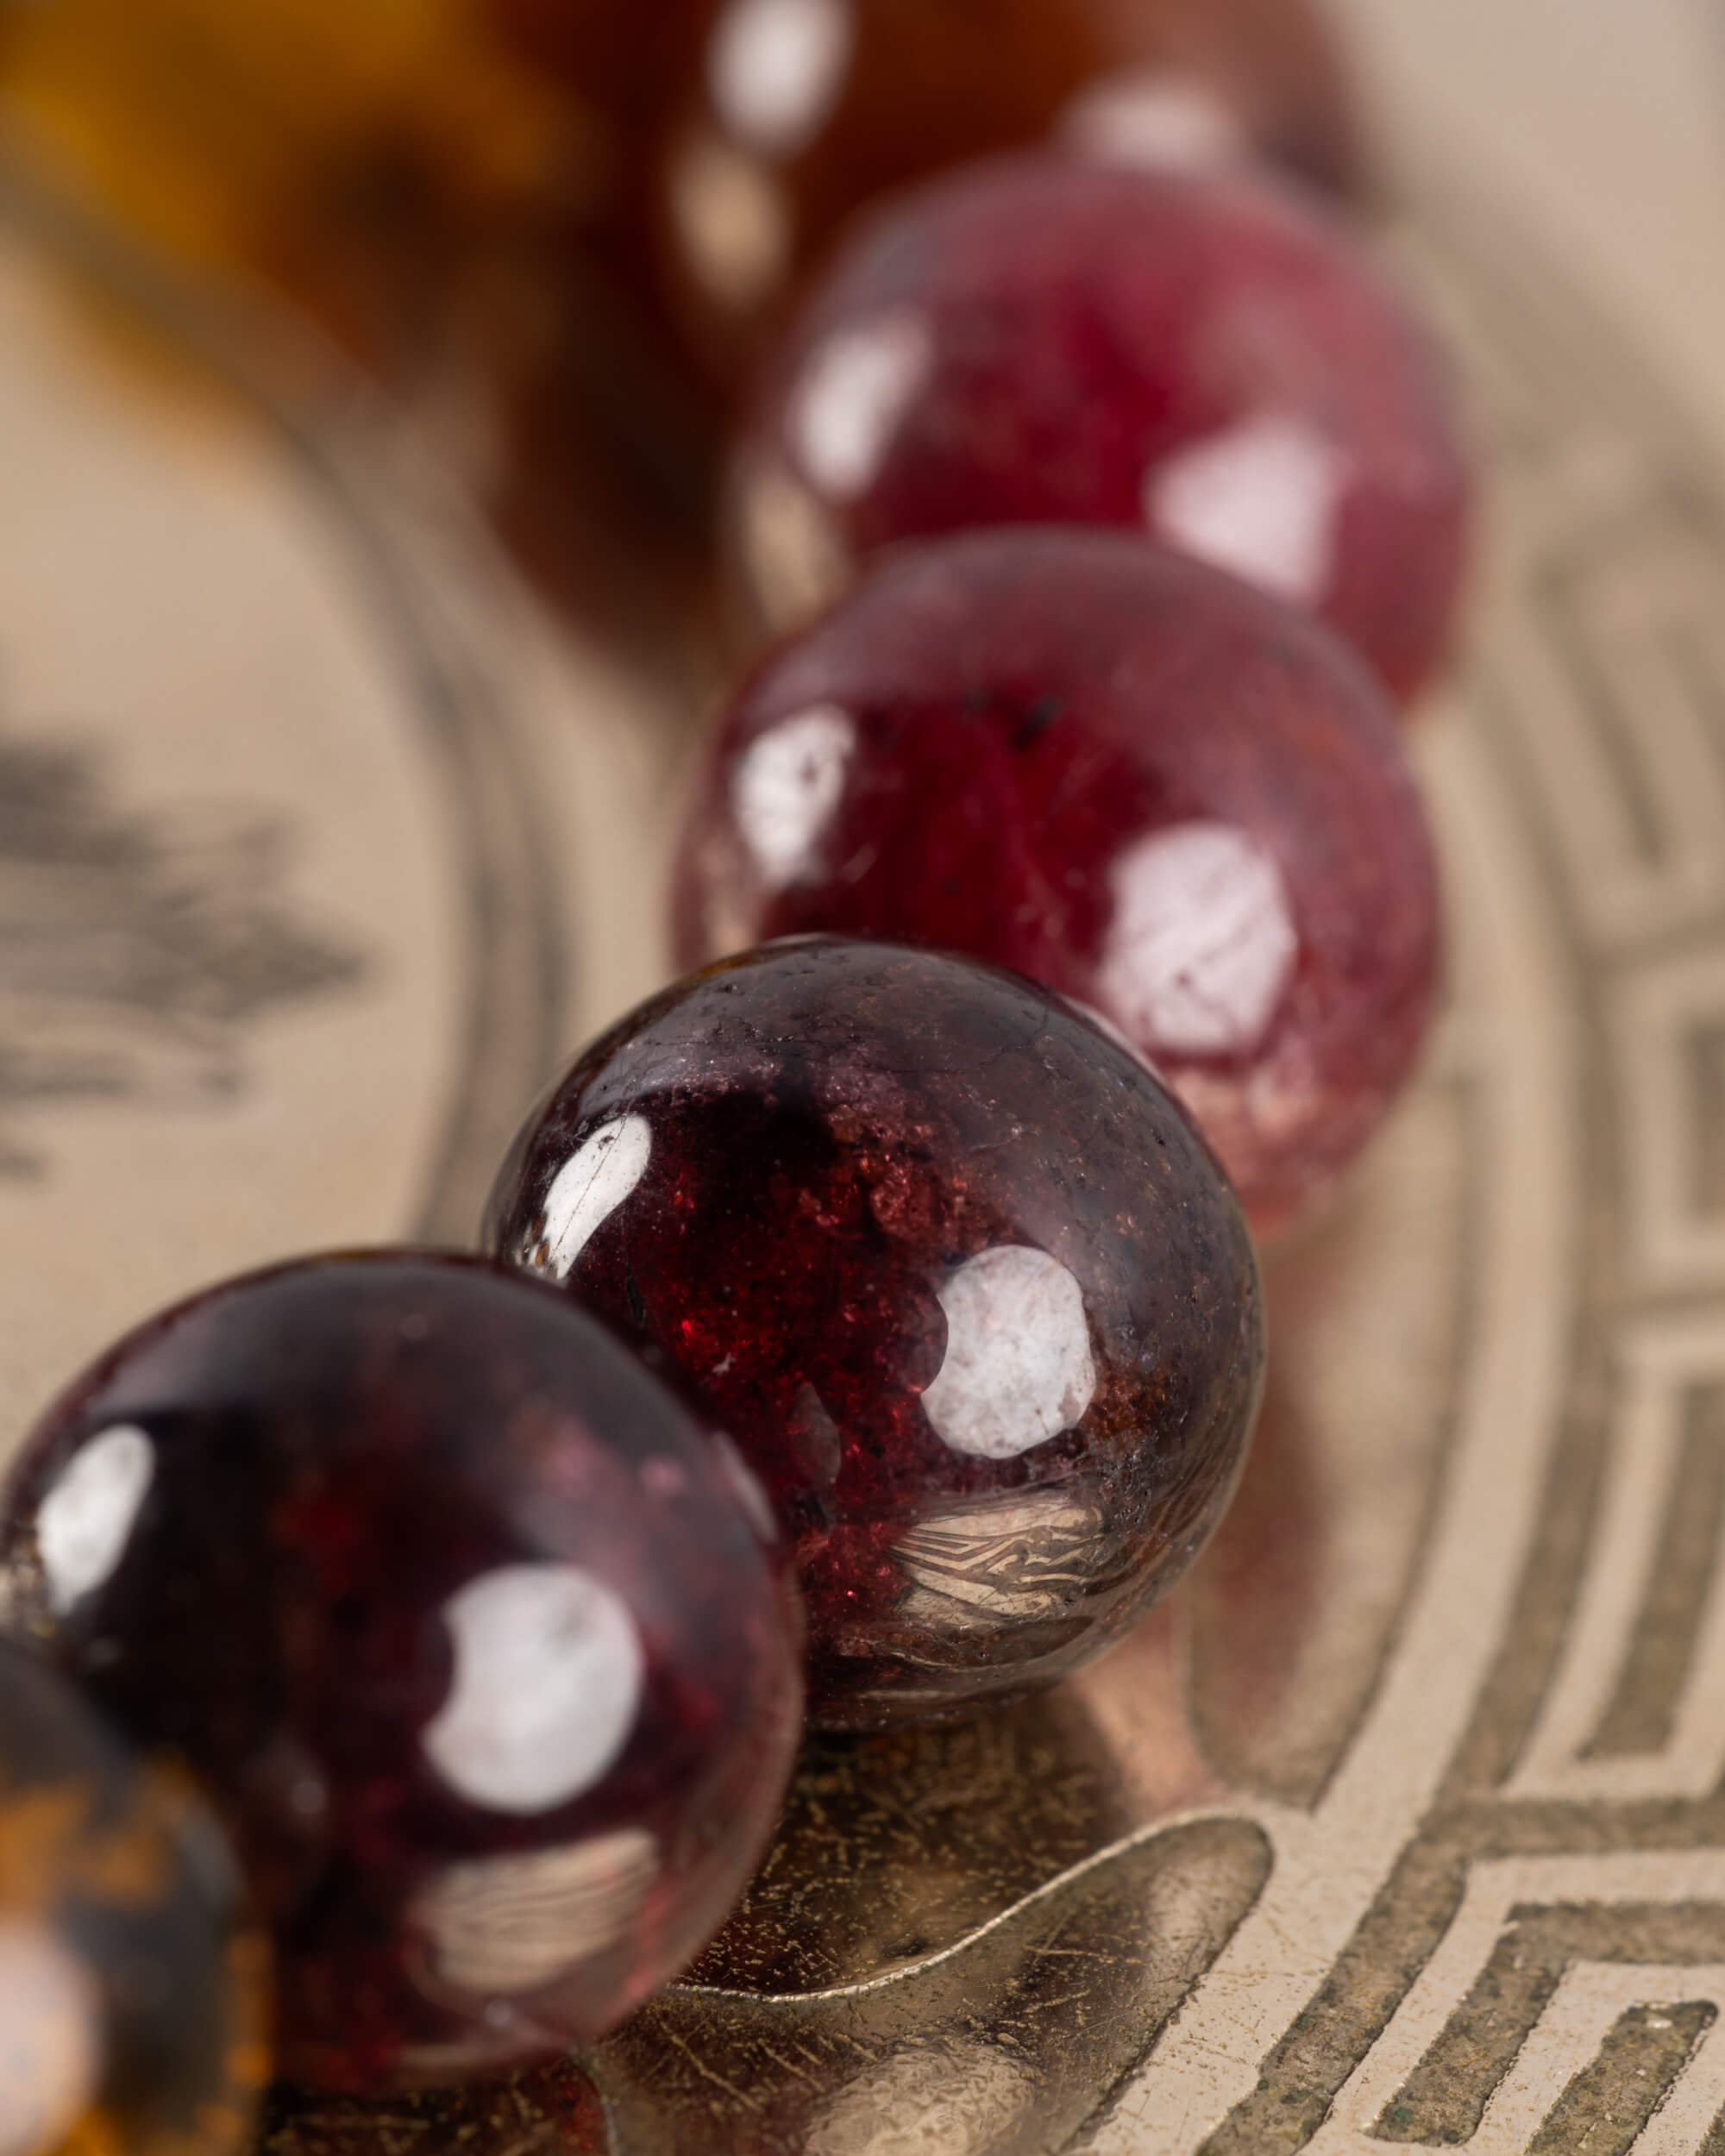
730 152 1468 704
0 1637 270 2153
486 937 1264 1729
0 1254 802 2092
675 530 1442 1237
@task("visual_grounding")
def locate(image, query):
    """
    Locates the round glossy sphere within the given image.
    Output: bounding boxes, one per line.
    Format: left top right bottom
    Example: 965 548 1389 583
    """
0 1255 802 2091
675 530 1441 1236
492 0 1364 392
0 1638 268 2156
731 153 1468 704
485 938 1264 1729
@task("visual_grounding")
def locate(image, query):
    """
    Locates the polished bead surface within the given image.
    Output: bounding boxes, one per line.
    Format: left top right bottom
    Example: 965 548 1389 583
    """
675 530 1441 1235
492 0 1364 393
0 1638 268 2156
0 1255 802 2092
486 938 1264 1729
731 154 1468 703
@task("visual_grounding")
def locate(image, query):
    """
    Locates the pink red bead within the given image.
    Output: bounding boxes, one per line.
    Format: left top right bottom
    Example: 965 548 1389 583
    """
486 937 1264 1729
675 530 1441 1236
0 1254 802 2090
731 153 1468 704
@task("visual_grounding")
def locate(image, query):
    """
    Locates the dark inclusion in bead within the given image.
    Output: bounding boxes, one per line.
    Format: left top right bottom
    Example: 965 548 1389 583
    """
0 1637 269 2154
486 939 1264 1729
0 1256 802 2092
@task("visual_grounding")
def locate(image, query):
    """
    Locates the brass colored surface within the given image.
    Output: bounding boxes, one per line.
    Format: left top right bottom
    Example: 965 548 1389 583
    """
9 10 1725 2146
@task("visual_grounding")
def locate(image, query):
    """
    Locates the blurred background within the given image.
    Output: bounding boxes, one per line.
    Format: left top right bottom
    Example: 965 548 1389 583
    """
2 0 1722 650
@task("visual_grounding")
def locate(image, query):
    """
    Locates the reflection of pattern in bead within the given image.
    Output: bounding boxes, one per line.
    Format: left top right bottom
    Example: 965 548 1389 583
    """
487 937 1264 1727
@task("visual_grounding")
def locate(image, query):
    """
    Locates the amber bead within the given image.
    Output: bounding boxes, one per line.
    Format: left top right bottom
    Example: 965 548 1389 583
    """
675 530 1441 1235
0 1638 268 2154
486 938 1264 1729
0 1255 802 2091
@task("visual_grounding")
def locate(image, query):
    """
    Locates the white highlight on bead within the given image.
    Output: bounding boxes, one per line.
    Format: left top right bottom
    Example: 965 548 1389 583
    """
0 1921 102 2156
733 705 856 890
708 0 854 158
920 1247 1096 1461
790 310 933 500
536 1117 651 1281
423 1564 644 1817
1063 68 1246 173
37 1424 154 1615
412 1828 660 1996
1095 820 1296 1057
1146 413 1351 607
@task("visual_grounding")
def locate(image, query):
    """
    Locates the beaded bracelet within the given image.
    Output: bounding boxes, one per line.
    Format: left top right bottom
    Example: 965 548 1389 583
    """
0 0 1468 2144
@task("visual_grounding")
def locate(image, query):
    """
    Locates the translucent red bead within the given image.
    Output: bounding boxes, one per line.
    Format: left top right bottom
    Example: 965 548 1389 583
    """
676 530 1442 1236
0 1255 802 2091
486 937 1264 1729
731 153 1468 703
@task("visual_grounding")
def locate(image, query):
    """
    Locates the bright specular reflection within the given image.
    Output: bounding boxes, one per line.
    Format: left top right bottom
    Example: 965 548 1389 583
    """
733 703 856 890
1063 68 1247 172
531 1115 652 1281
37 1423 154 1615
0 1919 101 2156
789 310 934 500
422 1564 644 1817
411 1827 660 1996
920 1247 1096 1461
707 0 855 159
1095 820 1296 1058
1146 412 1351 607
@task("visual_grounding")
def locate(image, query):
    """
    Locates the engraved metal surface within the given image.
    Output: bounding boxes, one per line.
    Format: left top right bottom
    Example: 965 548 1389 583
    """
561 199 1725 2155
8 88 1725 2156
266 189 1725 2154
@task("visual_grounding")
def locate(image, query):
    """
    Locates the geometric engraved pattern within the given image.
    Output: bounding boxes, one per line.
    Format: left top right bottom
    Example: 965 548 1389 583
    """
1082 197 1725 2156
1489 483 1725 956
1313 1858 1725 2153
1616 954 1725 1289
1509 1317 1725 1802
